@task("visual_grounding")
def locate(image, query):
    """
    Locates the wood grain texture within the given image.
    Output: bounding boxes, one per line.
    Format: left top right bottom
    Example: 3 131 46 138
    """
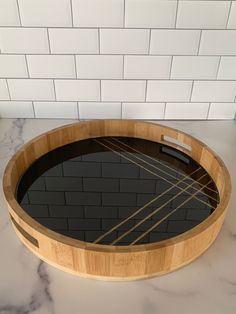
3 120 231 280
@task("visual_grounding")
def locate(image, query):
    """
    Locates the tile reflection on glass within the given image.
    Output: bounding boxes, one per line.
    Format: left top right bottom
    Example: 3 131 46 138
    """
17 137 219 246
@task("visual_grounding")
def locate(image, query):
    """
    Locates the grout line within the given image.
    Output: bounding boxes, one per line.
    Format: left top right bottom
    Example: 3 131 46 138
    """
98 28 101 54
5 79 11 100
189 80 194 102
197 30 202 55
226 1 232 28
99 80 102 101
0 117 232 121
144 80 148 102
122 55 125 79
1 25 236 30
206 103 211 120
25 55 30 78
174 0 179 28
148 29 152 54
1 53 236 57
2 77 236 82
216 56 222 79
46 28 51 54
32 101 36 118
169 56 174 79
77 102 80 119
74 55 78 78
144 80 148 101
123 0 126 28
120 102 123 119
52 79 57 101
70 0 74 27
1 100 236 104
163 102 167 119
16 0 22 26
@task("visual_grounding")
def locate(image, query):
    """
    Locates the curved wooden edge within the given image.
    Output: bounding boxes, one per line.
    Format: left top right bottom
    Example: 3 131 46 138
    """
12 210 225 280
13 224 220 281
3 120 231 252
2 120 231 279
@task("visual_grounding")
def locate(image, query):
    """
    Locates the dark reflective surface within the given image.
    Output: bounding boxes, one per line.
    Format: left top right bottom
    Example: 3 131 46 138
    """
17 137 219 246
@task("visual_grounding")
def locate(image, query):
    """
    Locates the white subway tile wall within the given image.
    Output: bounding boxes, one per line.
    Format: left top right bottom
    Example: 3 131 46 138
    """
199 30 236 55
208 103 236 119
0 0 20 26
0 55 28 77
0 0 235 120
124 56 171 79
79 102 121 119
7 79 55 101
76 55 123 79
218 57 236 80
55 80 100 101
34 102 78 119
0 28 50 53
101 80 146 101
0 79 10 100
0 101 34 118
18 0 72 27
49 29 99 54
72 0 124 28
100 29 150 54
125 0 177 28
147 80 192 102
171 56 220 79
176 1 231 29
122 102 165 119
191 81 236 102
150 30 201 55
165 102 209 120
27 55 76 78
228 2 236 29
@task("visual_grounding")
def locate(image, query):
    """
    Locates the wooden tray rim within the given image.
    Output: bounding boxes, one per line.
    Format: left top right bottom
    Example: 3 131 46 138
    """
3 120 231 254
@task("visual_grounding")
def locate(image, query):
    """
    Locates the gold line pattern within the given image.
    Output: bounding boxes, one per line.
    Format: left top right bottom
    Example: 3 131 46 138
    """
130 179 212 245
111 137 218 196
111 172 208 245
95 138 215 208
107 137 219 203
93 138 217 245
94 167 201 244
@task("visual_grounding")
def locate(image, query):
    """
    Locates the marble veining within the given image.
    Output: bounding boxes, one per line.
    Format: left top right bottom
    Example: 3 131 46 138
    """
0 261 53 314
0 119 235 314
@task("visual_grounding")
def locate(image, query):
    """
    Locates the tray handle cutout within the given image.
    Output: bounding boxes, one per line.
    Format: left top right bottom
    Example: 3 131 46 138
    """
161 135 192 152
161 146 190 164
11 215 39 248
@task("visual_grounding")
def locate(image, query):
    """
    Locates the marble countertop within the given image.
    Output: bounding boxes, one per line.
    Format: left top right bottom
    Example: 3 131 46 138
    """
0 119 235 314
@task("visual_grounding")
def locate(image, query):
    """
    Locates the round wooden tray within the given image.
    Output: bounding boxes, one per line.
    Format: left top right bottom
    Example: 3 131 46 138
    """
3 120 231 280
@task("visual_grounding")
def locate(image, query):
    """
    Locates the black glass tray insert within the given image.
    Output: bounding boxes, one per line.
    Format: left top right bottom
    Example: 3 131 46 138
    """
16 136 219 246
